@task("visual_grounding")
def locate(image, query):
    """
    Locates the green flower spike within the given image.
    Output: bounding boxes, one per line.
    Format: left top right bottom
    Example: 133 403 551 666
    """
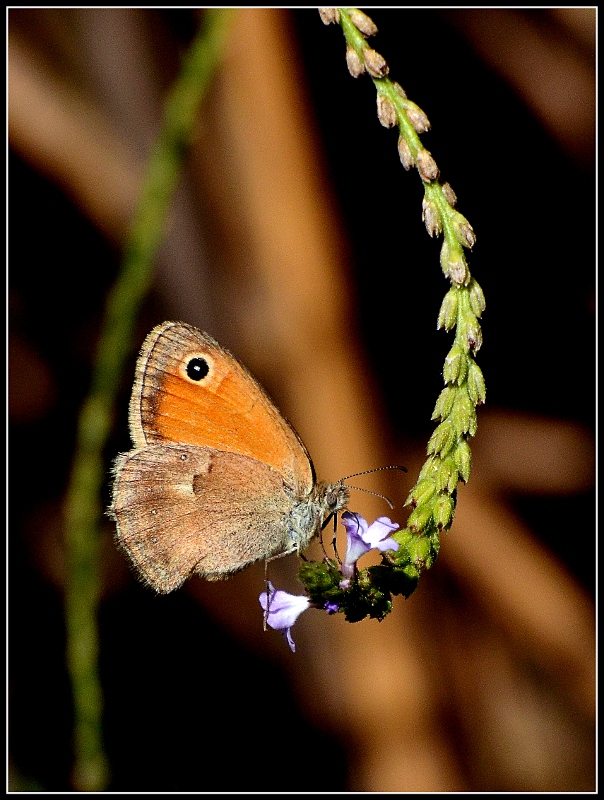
292 8 487 642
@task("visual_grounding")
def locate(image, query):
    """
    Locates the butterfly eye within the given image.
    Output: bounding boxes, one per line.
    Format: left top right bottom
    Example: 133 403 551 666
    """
326 489 337 507
186 357 209 381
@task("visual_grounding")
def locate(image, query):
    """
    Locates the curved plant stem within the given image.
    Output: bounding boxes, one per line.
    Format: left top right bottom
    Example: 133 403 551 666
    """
297 9 486 623
63 9 233 790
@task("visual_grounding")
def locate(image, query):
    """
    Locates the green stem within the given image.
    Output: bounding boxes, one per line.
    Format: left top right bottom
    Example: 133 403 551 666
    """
300 8 485 616
63 9 233 790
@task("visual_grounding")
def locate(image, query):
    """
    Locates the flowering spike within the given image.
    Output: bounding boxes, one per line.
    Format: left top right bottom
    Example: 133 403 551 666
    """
313 10 485 625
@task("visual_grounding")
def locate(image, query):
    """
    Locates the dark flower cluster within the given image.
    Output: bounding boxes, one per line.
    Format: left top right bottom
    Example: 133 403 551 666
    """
260 512 419 651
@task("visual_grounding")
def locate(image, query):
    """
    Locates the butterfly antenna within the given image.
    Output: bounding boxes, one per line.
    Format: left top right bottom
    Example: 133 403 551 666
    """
345 484 396 510
340 465 407 511
341 465 407 481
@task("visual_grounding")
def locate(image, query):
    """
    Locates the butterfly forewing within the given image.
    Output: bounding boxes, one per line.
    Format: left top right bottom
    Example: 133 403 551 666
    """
129 322 314 495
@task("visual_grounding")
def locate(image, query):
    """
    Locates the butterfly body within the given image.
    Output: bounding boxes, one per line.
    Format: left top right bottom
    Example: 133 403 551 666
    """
110 321 348 593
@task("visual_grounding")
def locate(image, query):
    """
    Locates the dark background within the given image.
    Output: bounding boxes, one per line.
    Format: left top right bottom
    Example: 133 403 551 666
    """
9 9 594 791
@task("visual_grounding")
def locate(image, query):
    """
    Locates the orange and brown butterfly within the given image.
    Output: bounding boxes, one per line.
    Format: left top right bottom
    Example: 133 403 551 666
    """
109 321 348 593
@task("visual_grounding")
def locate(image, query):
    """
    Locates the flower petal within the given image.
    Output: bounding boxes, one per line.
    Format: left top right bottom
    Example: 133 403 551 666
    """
341 511 368 538
259 582 310 651
362 516 400 552
284 627 297 652
342 512 372 574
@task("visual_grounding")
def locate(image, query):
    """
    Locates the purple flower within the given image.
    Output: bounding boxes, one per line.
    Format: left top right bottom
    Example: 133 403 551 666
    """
341 511 400 578
324 601 340 614
259 582 310 652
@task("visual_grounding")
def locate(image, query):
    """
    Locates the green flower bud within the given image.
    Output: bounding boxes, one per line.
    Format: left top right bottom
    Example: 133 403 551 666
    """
437 288 459 331
466 318 483 353
434 458 458 493
454 439 472 482
298 560 339 593
405 477 437 508
408 535 432 566
428 420 456 457
452 390 477 436
446 468 459 495
440 239 468 284
407 502 434 533
444 344 468 384
401 562 421 580
451 211 476 249
391 526 414 549
450 256 469 285
432 386 456 420
419 455 441 482
468 278 486 316
434 494 455 530
467 360 486 405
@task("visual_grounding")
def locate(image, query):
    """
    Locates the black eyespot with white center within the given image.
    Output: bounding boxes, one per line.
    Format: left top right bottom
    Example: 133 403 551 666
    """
186 357 209 381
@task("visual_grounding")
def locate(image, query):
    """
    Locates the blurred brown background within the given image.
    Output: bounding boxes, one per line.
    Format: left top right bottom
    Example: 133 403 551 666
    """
9 8 595 791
